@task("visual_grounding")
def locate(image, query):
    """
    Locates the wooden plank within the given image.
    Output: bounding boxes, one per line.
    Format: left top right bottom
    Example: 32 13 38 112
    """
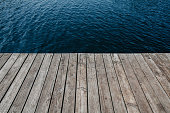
103 54 127 113
0 53 12 69
48 54 70 113
156 53 170 75
142 54 170 97
0 53 3 58
149 53 170 81
119 54 153 113
134 54 170 113
62 53 77 113
86 54 100 113
22 54 53 113
0 53 169 113
75 53 87 113
111 54 140 113
95 54 114 113
0 53 28 102
157 53 170 64
165 53 170 60
0 53 19 82
8 54 45 113
0 54 36 113
127 54 166 113
35 54 61 113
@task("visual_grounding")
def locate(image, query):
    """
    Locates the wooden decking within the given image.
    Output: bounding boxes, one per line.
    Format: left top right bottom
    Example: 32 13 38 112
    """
0 53 170 113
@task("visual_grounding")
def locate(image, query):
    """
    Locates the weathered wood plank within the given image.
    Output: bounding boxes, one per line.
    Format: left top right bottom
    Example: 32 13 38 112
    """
95 54 114 113
0 53 3 58
0 53 19 82
165 53 170 60
0 54 36 113
62 53 77 113
111 54 140 113
22 54 53 113
86 54 101 113
142 54 170 97
48 54 69 113
119 54 153 113
0 53 28 102
127 54 166 113
0 53 12 69
134 54 170 113
157 53 170 70
8 54 45 113
103 54 127 113
0 53 169 113
35 54 61 113
76 53 88 113
149 53 170 81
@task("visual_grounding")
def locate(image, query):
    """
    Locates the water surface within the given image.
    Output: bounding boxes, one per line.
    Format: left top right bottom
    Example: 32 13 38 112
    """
0 0 170 52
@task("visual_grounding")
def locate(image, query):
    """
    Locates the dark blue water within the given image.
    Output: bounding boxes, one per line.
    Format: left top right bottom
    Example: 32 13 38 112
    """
0 0 170 52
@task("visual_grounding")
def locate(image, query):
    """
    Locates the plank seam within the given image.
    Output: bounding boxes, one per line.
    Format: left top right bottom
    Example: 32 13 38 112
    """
0 53 12 70
0 54 28 103
127 54 154 113
110 53 128 113
60 54 70 113
142 54 170 98
94 54 102 113
134 54 167 112
0 53 4 59
155 53 170 75
33 54 54 113
118 54 142 113
102 54 115 113
20 54 46 113
46 54 62 113
0 53 19 83
7 54 37 112
86 54 89 113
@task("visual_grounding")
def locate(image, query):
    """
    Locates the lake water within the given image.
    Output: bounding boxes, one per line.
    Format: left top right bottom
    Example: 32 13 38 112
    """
0 0 170 52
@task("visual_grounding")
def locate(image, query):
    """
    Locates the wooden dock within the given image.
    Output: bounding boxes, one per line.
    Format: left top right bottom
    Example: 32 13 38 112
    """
0 53 169 113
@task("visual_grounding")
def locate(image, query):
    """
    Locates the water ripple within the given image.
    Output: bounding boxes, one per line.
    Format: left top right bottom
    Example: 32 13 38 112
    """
0 0 169 52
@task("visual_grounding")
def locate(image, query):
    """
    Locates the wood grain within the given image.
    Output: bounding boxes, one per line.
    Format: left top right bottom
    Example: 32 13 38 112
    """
0 53 169 113
86 54 101 113
111 54 140 113
8 54 45 113
76 53 88 113
22 54 53 113
62 53 77 113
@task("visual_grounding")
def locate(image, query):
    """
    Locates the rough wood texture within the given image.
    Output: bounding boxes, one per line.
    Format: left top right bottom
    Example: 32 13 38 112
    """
134 54 170 113
103 54 127 113
22 54 53 113
49 54 69 113
62 53 77 113
95 54 114 113
8 54 45 113
0 53 19 82
0 53 12 69
0 54 3 58
35 54 61 113
142 54 170 98
0 54 28 102
0 54 36 113
119 54 152 113
127 54 166 113
0 53 169 113
87 54 101 113
111 54 140 113
76 53 87 113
